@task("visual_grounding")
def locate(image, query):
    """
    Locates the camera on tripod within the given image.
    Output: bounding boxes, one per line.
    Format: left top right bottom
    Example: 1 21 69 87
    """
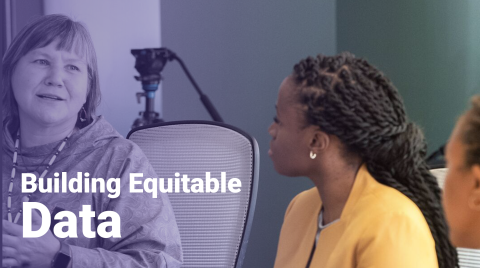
131 48 174 128
131 47 223 129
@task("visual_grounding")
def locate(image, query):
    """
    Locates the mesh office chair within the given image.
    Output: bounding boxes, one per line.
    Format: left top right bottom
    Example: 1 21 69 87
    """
127 121 259 268
430 168 480 268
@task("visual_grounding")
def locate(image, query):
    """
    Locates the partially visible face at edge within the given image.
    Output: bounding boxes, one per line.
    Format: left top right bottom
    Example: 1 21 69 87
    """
443 116 480 248
268 76 314 177
11 38 88 129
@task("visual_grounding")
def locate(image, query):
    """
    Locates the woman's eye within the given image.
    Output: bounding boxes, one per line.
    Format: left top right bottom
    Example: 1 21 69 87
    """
67 65 80 71
34 59 49 65
273 116 280 124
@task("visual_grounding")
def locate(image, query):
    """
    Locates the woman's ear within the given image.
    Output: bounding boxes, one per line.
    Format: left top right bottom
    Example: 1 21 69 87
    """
309 129 330 154
473 165 480 189
468 165 480 211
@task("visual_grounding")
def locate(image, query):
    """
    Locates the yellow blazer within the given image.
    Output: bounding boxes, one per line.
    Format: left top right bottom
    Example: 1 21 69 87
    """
274 165 438 268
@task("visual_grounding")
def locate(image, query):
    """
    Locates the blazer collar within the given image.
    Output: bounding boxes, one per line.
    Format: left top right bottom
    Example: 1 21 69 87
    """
339 163 372 221
317 163 373 222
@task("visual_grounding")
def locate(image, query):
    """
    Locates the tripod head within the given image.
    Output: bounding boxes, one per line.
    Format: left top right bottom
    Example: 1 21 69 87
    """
131 48 175 128
131 47 223 128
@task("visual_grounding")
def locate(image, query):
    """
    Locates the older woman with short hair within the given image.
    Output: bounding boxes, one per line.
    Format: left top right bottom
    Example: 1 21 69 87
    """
2 14 182 268
444 95 480 249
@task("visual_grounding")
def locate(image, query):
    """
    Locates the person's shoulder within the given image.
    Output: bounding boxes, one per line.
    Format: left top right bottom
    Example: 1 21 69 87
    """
107 135 137 149
284 187 319 218
88 117 145 156
357 177 431 233
103 136 148 163
292 187 319 204
354 183 438 268
352 166 425 221
370 181 424 218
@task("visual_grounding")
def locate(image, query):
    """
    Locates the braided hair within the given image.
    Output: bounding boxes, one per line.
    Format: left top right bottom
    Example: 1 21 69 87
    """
291 52 458 268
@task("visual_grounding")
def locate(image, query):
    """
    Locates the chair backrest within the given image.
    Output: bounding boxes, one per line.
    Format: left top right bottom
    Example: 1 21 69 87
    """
430 168 480 268
128 121 259 268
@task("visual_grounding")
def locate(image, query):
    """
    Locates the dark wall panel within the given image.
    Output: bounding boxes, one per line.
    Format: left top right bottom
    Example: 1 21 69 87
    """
337 0 480 153
11 0 44 36
161 1 336 266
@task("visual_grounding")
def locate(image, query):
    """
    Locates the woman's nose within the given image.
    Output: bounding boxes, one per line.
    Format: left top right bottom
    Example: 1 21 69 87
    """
44 67 64 88
268 123 276 138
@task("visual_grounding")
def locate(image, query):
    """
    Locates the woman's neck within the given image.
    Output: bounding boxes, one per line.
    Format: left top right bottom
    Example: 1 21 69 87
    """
454 227 480 249
310 161 362 225
18 118 76 148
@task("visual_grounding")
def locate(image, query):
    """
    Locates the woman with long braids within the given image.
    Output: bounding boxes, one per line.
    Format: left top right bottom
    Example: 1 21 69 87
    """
270 52 457 267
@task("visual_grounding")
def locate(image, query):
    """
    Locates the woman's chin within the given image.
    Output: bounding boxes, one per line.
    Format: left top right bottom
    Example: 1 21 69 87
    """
450 229 480 249
28 113 74 128
272 163 296 177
